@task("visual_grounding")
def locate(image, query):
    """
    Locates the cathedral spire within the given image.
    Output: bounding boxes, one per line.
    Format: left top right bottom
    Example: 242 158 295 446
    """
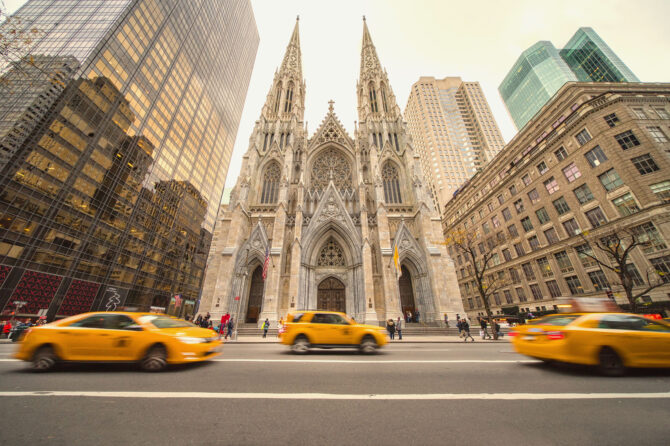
360 17 382 81
279 17 302 80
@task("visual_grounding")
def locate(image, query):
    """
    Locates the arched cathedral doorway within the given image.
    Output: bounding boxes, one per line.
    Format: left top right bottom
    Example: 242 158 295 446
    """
399 265 416 320
246 266 264 323
317 277 345 312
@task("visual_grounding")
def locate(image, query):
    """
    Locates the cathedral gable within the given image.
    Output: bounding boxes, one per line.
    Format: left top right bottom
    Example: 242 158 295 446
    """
306 182 359 243
237 221 270 268
392 221 423 262
308 105 353 151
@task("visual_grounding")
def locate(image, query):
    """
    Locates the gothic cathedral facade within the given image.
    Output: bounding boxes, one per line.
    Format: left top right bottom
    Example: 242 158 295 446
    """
199 19 464 326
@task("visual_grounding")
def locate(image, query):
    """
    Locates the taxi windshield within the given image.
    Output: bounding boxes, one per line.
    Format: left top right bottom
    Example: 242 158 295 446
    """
138 315 194 329
529 315 581 326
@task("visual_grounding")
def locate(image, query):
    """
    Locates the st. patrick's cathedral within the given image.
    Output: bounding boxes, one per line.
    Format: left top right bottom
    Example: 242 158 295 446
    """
199 19 464 326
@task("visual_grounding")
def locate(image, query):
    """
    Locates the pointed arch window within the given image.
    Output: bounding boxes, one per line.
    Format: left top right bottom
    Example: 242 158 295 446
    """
284 81 294 113
317 237 346 266
261 162 281 204
381 84 389 113
274 82 282 114
382 163 402 204
368 81 378 113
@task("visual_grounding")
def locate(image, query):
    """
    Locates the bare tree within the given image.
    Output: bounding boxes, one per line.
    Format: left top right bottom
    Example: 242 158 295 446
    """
575 225 667 314
443 228 508 339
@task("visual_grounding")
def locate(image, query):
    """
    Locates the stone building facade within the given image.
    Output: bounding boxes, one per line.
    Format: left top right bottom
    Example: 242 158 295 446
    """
443 82 670 321
200 19 464 326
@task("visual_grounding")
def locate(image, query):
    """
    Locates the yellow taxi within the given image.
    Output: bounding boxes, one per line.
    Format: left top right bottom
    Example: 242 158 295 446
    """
279 311 387 354
14 312 222 372
510 312 670 376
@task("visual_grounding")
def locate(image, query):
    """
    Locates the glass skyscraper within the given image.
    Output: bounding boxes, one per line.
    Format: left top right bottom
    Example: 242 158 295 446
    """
0 0 258 320
500 28 638 131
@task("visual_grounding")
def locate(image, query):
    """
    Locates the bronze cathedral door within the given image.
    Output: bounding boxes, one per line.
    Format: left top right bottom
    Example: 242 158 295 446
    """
246 266 264 323
317 277 346 313
399 265 416 320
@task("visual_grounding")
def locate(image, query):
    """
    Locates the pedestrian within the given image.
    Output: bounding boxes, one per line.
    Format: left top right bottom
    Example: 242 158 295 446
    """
480 318 492 340
277 317 284 338
396 316 403 340
262 318 269 338
444 313 449 327
456 318 463 339
494 320 502 339
225 317 234 340
415 310 420 323
406 311 412 324
462 319 474 342
386 319 396 340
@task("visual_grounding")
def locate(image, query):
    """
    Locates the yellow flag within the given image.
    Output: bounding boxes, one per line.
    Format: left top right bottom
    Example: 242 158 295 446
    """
393 244 402 276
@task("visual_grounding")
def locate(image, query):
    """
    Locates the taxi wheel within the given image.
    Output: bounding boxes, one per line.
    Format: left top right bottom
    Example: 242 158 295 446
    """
32 345 57 372
598 347 625 377
291 335 310 354
141 345 167 372
359 336 377 354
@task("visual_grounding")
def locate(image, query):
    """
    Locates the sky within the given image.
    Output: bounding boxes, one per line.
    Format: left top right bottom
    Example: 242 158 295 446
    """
4 0 670 193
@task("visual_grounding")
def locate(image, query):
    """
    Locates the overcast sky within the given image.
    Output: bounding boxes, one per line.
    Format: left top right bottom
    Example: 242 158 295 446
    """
5 0 670 192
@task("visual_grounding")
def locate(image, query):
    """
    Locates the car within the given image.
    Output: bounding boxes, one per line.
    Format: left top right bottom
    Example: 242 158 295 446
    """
510 313 670 376
14 312 222 372
279 311 388 354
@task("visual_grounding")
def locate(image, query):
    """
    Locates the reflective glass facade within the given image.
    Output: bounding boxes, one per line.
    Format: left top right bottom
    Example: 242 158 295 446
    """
0 0 258 319
560 28 639 83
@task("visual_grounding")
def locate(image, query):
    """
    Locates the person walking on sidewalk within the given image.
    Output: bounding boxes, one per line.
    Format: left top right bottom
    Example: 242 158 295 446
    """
462 319 474 342
386 319 396 340
262 318 269 338
396 316 403 340
480 317 492 340
444 313 449 328
225 317 234 340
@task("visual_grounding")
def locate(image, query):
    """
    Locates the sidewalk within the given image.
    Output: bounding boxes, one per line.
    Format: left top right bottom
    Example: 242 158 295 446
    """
225 335 509 344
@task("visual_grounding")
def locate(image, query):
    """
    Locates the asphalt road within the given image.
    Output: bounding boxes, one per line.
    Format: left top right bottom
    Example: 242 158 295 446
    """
0 342 669 445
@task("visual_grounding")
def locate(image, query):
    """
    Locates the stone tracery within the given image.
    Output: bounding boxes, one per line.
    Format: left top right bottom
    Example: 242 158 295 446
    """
317 237 346 266
310 148 352 190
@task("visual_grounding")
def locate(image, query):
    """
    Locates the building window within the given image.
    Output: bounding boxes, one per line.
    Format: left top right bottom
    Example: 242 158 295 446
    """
382 163 402 203
565 275 584 295
625 263 645 286
502 248 512 261
574 243 598 268
536 207 550 224
537 257 553 278
555 146 568 162
491 253 500 266
520 217 533 232
508 224 519 238
615 130 641 150
536 161 548 175
562 218 580 236
562 163 581 183
603 113 619 127
552 196 570 215
631 154 660 175
573 184 594 204
584 145 608 168
497 194 504 205
522 262 535 280
513 199 525 214
598 168 623 191
491 215 501 228
482 222 490 234
493 292 501 306
510 268 521 284
260 162 281 204
631 107 648 119
612 192 640 217
554 251 574 273
650 180 670 203
522 173 531 186
585 207 608 228
650 255 670 283
504 289 514 304
588 270 610 291
528 235 540 251
527 188 540 204
575 128 592 146
653 107 670 119
647 126 668 143
544 227 559 244
546 280 561 298
487 202 495 212
467 298 474 309
516 287 527 302
487 237 497 250
514 242 525 257
497 231 505 243
631 222 667 253
502 207 512 222
544 177 559 194
478 243 486 255
529 284 543 301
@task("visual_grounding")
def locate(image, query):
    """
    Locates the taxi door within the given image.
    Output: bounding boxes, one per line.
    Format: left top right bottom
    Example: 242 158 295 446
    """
322 314 354 345
307 313 335 344
634 318 670 366
102 315 148 361
60 314 111 360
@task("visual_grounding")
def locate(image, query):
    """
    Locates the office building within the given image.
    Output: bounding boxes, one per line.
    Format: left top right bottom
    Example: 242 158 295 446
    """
0 0 258 320
405 76 505 210
443 82 670 321
500 28 638 131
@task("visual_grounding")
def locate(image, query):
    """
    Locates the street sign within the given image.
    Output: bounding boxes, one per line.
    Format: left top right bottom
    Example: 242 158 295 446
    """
234 296 240 301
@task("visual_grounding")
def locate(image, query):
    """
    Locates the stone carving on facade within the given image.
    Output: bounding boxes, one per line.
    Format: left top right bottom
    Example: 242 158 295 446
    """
316 195 345 223
310 147 352 190
317 237 346 266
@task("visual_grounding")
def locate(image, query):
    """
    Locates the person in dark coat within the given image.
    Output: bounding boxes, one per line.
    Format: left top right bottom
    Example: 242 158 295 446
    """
386 319 396 340
225 317 234 340
462 319 474 342
262 318 270 338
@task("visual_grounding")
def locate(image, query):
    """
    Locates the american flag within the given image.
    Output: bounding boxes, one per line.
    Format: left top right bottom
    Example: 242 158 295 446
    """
262 246 270 281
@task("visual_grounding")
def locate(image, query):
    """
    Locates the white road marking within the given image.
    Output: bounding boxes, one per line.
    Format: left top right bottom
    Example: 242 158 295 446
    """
0 359 18 362
212 359 537 363
0 391 668 400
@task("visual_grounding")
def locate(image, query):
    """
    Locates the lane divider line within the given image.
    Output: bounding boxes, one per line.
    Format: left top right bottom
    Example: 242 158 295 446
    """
0 391 669 400
211 359 540 363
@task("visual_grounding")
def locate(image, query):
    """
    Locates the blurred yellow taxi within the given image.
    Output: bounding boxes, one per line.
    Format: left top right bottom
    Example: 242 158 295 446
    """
510 313 670 375
14 312 222 372
279 311 387 354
